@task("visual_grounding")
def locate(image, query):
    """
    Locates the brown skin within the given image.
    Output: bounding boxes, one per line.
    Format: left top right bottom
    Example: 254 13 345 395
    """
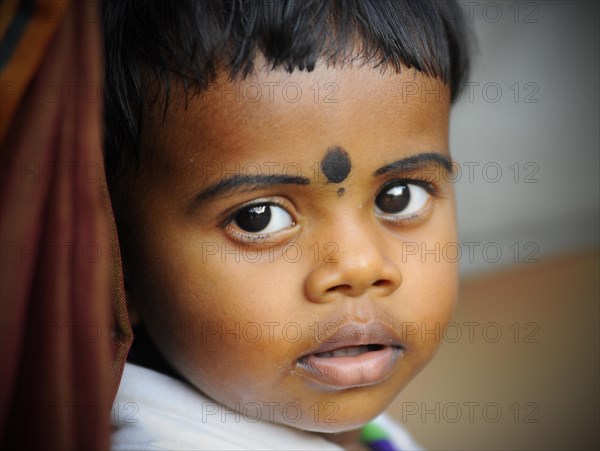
114 61 458 448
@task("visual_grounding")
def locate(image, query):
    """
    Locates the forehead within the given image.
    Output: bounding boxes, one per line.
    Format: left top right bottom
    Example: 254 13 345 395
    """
144 61 451 172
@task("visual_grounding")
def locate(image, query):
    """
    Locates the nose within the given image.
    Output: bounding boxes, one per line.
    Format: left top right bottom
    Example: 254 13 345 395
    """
303 222 402 303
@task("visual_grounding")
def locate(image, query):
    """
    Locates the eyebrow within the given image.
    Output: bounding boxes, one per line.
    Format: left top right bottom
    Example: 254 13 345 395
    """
189 152 452 212
189 174 310 211
373 152 453 177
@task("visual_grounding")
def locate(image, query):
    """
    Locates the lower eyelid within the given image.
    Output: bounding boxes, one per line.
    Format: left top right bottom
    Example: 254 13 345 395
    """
376 197 434 223
224 216 298 243
379 213 420 223
227 229 273 242
224 226 298 249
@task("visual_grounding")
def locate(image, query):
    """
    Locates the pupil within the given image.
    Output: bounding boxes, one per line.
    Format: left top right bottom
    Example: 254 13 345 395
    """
376 184 410 213
234 205 271 232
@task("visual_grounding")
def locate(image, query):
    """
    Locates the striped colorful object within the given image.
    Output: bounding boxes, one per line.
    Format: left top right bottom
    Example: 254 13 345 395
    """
360 422 398 451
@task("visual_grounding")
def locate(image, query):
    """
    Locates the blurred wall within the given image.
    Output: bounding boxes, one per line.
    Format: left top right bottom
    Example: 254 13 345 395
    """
449 0 599 276
389 249 599 450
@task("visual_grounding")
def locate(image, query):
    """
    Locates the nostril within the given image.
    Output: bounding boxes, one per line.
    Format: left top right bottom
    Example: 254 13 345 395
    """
326 284 351 293
372 279 389 287
326 280 390 293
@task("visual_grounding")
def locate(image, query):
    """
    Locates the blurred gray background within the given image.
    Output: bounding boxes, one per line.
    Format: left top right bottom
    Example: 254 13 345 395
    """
449 0 599 275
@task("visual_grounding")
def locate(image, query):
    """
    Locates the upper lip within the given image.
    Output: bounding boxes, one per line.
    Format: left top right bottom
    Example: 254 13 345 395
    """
300 320 405 358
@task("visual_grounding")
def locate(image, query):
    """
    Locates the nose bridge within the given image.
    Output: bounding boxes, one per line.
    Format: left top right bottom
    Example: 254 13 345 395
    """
304 211 402 302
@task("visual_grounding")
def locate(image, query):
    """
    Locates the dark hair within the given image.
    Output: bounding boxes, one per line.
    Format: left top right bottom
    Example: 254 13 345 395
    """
102 0 471 181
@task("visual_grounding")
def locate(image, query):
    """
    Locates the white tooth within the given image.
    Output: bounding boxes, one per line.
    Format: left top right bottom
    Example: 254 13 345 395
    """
316 345 380 358
330 345 370 357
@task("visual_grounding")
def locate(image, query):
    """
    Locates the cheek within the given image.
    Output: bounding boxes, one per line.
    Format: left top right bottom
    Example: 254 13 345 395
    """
132 234 306 398
389 198 459 362
397 260 457 373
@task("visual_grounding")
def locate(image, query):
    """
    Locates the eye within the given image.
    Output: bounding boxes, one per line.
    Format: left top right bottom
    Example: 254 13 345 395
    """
232 203 294 234
374 181 431 217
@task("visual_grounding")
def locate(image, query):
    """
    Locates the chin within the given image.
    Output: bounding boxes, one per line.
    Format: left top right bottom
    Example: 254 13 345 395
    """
285 399 391 434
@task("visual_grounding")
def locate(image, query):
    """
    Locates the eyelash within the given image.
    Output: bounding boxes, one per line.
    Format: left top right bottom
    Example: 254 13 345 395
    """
220 199 295 242
396 176 439 195
219 176 441 243
374 176 439 223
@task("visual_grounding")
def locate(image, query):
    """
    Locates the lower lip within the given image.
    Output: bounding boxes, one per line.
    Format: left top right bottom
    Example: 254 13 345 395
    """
298 346 402 389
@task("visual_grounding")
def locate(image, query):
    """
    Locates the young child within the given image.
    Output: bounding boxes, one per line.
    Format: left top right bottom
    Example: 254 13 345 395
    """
103 1 470 449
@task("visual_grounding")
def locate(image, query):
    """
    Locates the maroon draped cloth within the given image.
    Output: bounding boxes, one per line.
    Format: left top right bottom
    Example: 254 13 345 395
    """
0 1 132 449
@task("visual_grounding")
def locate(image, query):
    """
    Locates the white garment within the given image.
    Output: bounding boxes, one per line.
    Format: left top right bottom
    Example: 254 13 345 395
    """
111 363 422 450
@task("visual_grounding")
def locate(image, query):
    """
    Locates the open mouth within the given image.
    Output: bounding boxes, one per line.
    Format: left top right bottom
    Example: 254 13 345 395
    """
296 321 406 389
313 344 385 358
298 344 404 389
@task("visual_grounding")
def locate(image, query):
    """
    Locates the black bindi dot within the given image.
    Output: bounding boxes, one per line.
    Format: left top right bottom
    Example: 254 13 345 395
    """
337 187 345 196
320 146 351 183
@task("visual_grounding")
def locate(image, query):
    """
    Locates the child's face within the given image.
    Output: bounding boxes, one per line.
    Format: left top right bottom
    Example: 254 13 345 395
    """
120 60 458 432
